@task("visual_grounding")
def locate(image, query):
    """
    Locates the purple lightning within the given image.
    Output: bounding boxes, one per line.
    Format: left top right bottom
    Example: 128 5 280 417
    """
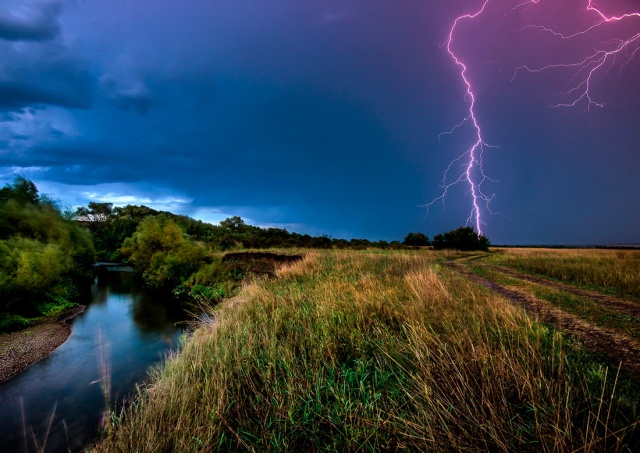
428 0 640 236
426 0 494 236
511 1 640 109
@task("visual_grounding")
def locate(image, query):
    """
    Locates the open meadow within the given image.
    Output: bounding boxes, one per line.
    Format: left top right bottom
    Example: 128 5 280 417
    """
94 248 640 452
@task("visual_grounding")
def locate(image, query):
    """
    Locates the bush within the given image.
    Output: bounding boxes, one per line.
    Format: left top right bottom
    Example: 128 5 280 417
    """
432 226 490 251
0 313 35 332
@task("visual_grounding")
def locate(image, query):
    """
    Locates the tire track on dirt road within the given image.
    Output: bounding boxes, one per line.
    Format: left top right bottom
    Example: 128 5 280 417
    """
484 265 640 319
447 262 640 379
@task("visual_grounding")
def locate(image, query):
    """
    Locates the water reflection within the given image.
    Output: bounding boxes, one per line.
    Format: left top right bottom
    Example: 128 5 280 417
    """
0 270 186 453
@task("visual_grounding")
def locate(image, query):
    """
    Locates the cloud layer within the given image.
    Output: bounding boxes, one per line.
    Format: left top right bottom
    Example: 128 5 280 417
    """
0 0 638 244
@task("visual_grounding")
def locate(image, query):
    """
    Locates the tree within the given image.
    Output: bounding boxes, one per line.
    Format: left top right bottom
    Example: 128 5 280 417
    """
121 217 208 289
0 179 95 329
220 216 247 232
431 226 490 251
75 202 113 223
0 176 39 205
404 232 430 247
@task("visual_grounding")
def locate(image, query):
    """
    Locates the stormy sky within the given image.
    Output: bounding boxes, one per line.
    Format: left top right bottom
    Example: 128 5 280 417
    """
1 0 638 244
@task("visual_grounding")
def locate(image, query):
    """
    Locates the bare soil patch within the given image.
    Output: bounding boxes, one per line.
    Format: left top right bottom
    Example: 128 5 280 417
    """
0 306 85 383
448 263 640 378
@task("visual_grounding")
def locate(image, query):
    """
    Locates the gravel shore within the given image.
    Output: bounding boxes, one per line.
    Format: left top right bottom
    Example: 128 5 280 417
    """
0 306 86 383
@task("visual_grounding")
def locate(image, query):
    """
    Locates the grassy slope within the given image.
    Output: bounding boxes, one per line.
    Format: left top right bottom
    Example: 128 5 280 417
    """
96 250 640 452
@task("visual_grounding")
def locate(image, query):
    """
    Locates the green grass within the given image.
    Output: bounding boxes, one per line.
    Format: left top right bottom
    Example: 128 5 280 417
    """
95 250 640 452
487 248 640 301
468 263 640 341
533 289 640 341
467 262 524 286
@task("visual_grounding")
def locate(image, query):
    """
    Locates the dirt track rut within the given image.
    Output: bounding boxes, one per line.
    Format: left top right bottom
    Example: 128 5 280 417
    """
486 264 640 319
448 262 640 378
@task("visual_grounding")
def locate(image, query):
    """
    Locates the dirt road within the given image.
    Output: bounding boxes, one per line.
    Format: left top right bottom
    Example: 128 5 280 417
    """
448 262 640 378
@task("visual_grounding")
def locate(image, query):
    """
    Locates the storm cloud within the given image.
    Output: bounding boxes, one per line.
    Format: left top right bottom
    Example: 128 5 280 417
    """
0 1 90 111
0 0 638 244
0 0 62 42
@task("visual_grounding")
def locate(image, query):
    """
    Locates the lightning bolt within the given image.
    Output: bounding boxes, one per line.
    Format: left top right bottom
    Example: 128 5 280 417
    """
427 0 639 236
511 1 640 109
426 0 494 236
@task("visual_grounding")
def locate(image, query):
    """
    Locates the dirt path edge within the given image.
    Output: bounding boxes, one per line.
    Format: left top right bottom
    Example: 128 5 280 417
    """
0 305 86 383
447 262 640 379
485 264 640 318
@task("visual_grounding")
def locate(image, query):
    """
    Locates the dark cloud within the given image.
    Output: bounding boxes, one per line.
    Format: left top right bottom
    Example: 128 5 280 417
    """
1 0 638 244
0 2 90 111
0 44 92 110
100 75 154 114
0 77 90 110
0 1 62 42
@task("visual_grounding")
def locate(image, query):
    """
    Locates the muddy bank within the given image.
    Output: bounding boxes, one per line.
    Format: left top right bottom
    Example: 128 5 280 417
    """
0 305 85 383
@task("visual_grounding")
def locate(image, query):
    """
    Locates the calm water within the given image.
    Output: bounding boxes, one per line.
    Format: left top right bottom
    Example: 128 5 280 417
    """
0 270 186 452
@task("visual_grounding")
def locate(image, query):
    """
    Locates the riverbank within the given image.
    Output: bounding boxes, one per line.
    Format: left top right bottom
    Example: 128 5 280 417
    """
95 250 640 451
0 305 85 383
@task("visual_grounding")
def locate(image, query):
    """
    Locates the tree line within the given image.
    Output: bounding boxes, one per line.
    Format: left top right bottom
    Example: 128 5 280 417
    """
76 202 412 261
76 202 490 261
0 177 490 331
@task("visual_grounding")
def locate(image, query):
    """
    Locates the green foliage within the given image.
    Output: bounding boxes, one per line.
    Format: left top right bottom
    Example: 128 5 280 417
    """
121 217 208 290
404 231 430 246
0 176 39 205
0 313 35 332
77 201 414 260
432 226 490 251
186 284 228 301
219 215 247 232
179 259 246 300
0 177 95 331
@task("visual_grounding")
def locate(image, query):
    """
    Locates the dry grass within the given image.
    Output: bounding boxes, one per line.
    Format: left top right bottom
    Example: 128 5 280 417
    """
466 263 640 341
94 250 640 452
488 248 640 300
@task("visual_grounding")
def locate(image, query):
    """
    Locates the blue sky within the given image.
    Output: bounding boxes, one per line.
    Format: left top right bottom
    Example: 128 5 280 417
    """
1 0 639 244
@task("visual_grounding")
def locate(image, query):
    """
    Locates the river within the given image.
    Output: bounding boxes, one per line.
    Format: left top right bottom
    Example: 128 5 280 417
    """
0 268 187 452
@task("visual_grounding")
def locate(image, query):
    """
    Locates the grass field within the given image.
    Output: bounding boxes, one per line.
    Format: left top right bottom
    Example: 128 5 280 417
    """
95 249 640 452
467 263 640 341
486 248 640 301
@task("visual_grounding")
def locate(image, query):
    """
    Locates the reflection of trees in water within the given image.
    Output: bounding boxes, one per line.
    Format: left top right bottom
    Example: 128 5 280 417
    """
91 270 139 306
91 280 109 306
130 291 184 334
91 269 186 333
101 270 137 294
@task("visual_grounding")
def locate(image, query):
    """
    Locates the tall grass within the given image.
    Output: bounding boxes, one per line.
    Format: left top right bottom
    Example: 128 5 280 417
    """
487 248 640 300
95 250 640 451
